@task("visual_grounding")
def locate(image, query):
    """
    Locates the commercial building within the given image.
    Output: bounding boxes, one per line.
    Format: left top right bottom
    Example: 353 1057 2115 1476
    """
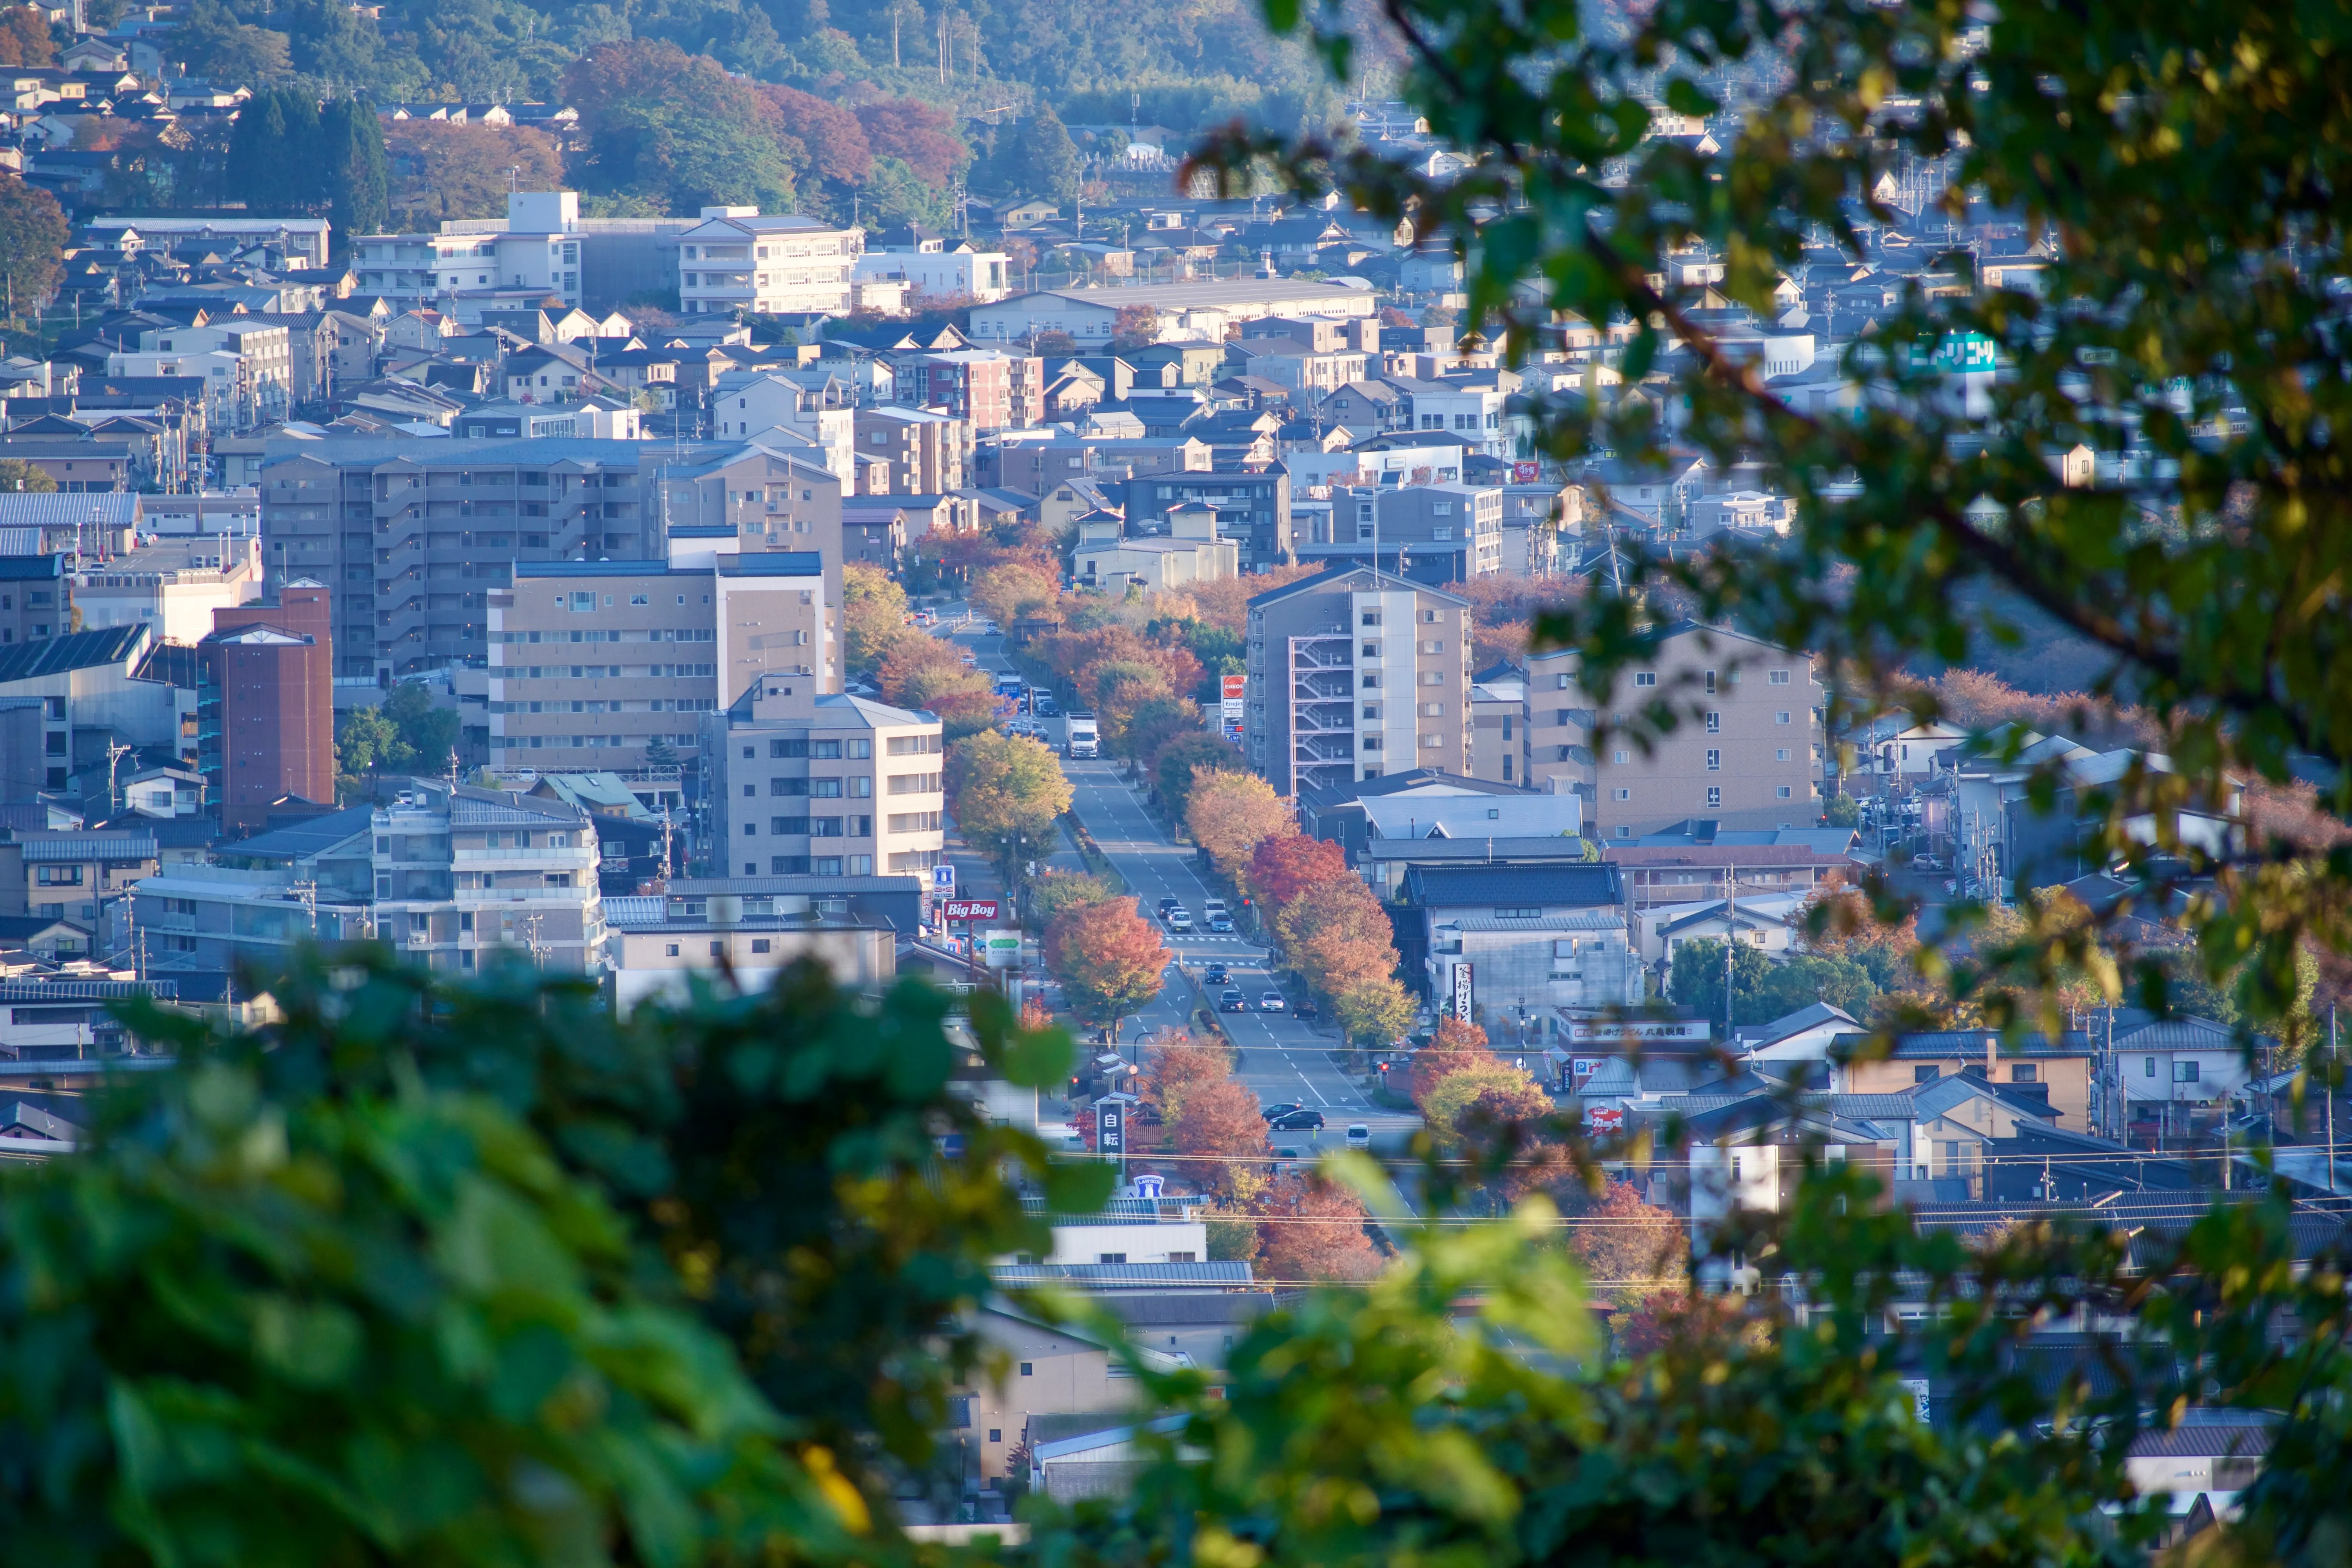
699 687 946 878
1071 503 1237 593
1400 862 1640 1036
199 582 334 833
673 210 864 316
486 553 828 774
1243 566 1472 797
1524 623 1826 838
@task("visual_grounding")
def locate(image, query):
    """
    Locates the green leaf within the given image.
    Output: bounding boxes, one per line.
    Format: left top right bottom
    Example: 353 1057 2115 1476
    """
1042 1158 1117 1215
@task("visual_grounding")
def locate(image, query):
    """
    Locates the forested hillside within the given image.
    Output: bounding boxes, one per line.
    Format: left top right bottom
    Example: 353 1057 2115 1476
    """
160 0 1348 137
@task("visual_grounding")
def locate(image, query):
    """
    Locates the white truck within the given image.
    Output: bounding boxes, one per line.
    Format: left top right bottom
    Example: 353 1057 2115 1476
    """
1065 712 1099 759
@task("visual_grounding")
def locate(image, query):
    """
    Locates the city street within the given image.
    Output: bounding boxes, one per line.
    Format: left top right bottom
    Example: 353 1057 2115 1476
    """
933 608 1420 1159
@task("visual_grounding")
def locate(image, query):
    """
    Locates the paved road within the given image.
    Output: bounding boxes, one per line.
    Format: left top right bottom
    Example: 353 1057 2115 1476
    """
933 607 1420 1160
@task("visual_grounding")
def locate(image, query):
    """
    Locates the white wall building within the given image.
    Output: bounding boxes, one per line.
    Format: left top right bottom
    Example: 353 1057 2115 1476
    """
853 241 1011 304
711 370 856 482
673 209 864 316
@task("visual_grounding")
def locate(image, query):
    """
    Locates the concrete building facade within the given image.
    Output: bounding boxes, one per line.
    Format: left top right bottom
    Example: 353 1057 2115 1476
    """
1243 566 1472 797
699 689 945 877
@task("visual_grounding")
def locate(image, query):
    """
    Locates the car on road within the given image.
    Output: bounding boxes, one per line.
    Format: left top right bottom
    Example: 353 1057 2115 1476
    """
1258 991 1285 1012
1203 897 1228 918
1033 694 1060 717
1269 1108 1325 1131
1260 1103 1301 1122
1205 912 1235 933
1293 998 1320 1020
1202 961 1229 984
1157 897 1180 917
1165 907 1193 931
1345 1123 1371 1149
1219 989 1247 1012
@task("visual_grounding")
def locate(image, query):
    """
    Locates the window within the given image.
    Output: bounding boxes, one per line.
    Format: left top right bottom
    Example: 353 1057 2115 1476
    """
2145 1056 2156 1077
1705 749 1721 771
1776 711 1792 725
1915 1066 1940 1083
1706 786 1721 808
1361 641 1380 657
2013 1065 2038 1083
771 739 809 758
1362 735 1383 752
1704 670 1717 694
2173 1060 2201 1083
1019 1363 1033 1376
1360 610 1380 626
771 816 810 834
1633 671 1656 687
1775 748 1792 761
810 779 843 798
751 939 771 954
1613 750 1630 764
1705 711 1720 733
1776 785 1793 799
1495 906 1542 919
1613 787 1631 800
665 944 681 956
1768 669 1791 685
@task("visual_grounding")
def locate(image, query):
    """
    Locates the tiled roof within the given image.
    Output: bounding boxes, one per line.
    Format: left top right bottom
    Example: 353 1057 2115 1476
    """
0 624 146 683
1403 862 1623 906
19 833 156 861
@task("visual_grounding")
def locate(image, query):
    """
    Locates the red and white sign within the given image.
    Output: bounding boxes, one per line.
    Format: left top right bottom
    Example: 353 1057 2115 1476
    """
1220 674 1246 702
1584 1105 1625 1133
942 898 1000 922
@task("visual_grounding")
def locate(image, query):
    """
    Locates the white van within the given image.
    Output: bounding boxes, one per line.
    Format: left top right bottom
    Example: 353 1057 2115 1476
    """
1345 1123 1371 1150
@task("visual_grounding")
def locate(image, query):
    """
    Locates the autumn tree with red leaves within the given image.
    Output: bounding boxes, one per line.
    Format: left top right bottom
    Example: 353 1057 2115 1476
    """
1044 898 1166 1042
1563 1178 1688 1299
1247 832 1350 914
1142 1031 1233 1123
877 637 996 739
1254 1172 1382 1283
1410 1016 1501 1108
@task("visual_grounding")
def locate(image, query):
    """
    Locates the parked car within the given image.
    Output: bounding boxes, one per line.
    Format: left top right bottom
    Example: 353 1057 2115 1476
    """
1206 913 1235 933
1220 989 1247 1012
1203 962 1230 984
1166 907 1193 931
1345 1123 1371 1149
1269 1108 1326 1131
1260 1103 1302 1122
1259 991 1285 1012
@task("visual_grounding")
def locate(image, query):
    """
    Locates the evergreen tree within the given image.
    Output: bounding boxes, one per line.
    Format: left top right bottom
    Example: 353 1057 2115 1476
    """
1010 103 1079 203
319 98 388 241
226 89 326 214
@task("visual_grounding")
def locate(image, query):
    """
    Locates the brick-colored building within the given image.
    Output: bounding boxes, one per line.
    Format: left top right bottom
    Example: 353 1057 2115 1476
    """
201 581 334 833
853 406 969 496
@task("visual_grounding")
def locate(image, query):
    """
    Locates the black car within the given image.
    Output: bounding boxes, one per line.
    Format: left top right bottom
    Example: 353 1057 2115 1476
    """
1269 1108 1326 1131
1219 988 1247 1012
1203 962 1230 985
1157 897 1180 916
1293 998 1321 1020
1259 1103 1302 1122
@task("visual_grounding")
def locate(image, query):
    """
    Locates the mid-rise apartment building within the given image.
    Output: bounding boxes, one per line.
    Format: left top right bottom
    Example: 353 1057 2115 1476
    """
136 780 606 975
1244 566 1472 796
354 191 589 313
675 210 863 316
1524 622 1825 837
853 407 969 495
895 350 1044 432
711 370 855 481
487 552 828 774
1298 482 1504 583
258 437 842 686
1124 463 1293 572
699 687 945 877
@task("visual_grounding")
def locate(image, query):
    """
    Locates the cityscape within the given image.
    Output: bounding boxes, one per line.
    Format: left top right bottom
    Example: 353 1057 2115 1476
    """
0 0 2336 1558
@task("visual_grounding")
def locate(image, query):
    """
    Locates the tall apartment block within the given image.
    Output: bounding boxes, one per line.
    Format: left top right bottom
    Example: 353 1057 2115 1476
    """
1243 566 1473 796
200 581 335 832
852 407 970 495
1523 621 1825 837
487 554 827 773
700 686 945 877
258 437 842 686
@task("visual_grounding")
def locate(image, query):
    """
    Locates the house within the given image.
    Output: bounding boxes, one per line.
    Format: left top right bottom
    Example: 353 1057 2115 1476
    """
1833 1026 2096 1129
953 1303 1180 1484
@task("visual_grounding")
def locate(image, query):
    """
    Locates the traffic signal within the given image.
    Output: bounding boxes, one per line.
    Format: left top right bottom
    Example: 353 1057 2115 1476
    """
1375 1060 1390 1075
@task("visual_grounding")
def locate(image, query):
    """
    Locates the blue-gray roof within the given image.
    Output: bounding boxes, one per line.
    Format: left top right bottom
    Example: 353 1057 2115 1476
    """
0 624 145 683
718 551 822 577
0 555 62 581
513 559 683 578
221 804 372 862
1402 862 1623 907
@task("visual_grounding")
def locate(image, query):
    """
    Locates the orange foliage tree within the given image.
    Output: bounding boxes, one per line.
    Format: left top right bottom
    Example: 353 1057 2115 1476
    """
1253 1172 1382 1283
877 636 997 738
1142 1031 1234 1123
1563 1178 1688 1298
1246 832 1350 913
1274 875 1401 1003
1043 898 1167 1041
1186 769 1293 885
1169 1075 1267 1185
1410 1016 1501 1107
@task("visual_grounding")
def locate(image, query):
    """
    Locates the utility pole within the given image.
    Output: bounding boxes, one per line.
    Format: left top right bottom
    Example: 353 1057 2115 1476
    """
1724 862 1736 1045
2330 1006 2339 1195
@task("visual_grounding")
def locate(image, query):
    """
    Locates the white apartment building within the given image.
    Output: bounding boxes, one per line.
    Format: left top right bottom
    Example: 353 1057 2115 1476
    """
132 320 293 414
674 210 864 316
356 192 588 312
711 370 855 482
852 240 1011 304
103 348 268 429
699 687 946 877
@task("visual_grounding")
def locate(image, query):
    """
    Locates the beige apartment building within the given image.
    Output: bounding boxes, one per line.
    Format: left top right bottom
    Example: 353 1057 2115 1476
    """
1524 622 1825 838
487 553 828 774
1243 566 1473 796
1467 665 1526 786
700 686 946 877
853 406 969 495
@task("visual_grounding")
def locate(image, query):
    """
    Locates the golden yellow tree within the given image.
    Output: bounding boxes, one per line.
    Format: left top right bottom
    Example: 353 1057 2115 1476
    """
1184 768 1293 884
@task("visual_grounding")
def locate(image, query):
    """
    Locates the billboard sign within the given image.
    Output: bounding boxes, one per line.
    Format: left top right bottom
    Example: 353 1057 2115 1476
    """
1565 1017 1710 1044
1584 1104 1625 1133
942 898 1001 922
1512 461 1541 484
1450 961 1473 1021
933 865 956 893
1097 1106 1124 1155
982 930 1022 968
